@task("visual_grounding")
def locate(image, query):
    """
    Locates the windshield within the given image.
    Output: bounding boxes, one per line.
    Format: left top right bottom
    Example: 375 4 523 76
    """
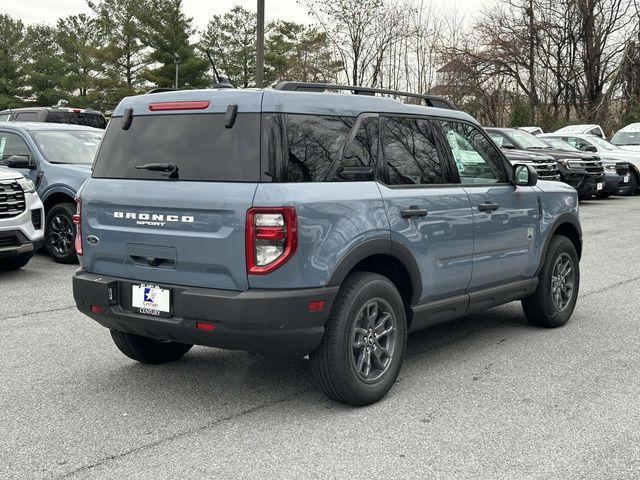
587 135 618 151
542 138 579 152
31 130 103 165
611 131 640 146
509 129 550 149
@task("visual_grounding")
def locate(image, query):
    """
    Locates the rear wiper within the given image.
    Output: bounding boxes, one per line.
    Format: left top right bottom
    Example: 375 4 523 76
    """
135 163 179 179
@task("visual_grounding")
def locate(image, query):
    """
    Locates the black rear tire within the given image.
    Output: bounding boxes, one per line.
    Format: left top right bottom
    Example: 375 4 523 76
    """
0 253 34 271
110 330 193 364
45 202 78 264
310 272 407 406
522 235 580 328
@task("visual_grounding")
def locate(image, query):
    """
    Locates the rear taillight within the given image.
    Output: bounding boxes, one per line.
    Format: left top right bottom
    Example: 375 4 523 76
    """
73 197 82 256
246 207 297 275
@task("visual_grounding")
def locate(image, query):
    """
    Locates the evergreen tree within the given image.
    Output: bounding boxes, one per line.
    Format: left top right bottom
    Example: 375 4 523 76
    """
0 14 27 109
23 24 65 106
140 0 208 88
200 6 257 88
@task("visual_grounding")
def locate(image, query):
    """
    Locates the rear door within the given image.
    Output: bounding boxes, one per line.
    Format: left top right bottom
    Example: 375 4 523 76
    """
378 115 474 305
437 120 540 290
82 107 262 291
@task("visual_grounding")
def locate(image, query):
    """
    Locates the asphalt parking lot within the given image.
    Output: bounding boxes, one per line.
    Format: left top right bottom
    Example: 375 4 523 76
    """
1 196 640 480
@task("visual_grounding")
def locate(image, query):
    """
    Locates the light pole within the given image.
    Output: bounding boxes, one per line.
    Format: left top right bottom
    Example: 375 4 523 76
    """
256 0 265 88
174 52 181 89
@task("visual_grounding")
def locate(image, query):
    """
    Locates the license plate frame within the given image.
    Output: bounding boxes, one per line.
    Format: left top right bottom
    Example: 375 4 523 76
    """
131 284 172 318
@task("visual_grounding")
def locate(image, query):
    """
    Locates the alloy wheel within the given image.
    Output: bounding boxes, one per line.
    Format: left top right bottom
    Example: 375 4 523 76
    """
350 298 397 383
551 253 575 311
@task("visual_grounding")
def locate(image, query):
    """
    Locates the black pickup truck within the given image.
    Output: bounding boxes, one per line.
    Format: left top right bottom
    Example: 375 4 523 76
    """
487 127 604 199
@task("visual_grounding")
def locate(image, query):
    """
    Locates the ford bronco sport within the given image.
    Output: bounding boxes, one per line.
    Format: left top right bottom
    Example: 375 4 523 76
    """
73 83 582 405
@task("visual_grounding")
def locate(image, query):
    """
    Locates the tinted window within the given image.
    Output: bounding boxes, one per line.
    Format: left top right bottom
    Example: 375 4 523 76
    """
0 132 33 160
15 112 38 122
382 116 443 185
93 114 260 181
338 116 378 179
285 114 354 182
440 121 507 184
46 111 107 129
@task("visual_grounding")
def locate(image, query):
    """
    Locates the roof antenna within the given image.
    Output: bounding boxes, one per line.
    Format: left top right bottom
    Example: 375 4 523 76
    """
205 49 234 89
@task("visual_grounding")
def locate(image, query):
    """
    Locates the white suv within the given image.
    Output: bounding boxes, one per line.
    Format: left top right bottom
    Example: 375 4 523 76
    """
0 167 44 270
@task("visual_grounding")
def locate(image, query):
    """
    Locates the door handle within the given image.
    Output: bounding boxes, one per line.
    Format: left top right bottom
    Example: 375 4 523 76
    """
478 202 500 212
400 207 429 218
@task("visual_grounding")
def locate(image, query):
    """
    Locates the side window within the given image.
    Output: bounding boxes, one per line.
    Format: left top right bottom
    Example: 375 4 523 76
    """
0 132 33 160
285 114 354 182
340 116 378 170
439 121 508 184
566 136 589 150
382 116 444 185
0 114 10 122
15 112 38 122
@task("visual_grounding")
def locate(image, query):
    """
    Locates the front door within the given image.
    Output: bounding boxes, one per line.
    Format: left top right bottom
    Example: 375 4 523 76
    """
0 131 38 184
378 115 474 305
437 120 540 290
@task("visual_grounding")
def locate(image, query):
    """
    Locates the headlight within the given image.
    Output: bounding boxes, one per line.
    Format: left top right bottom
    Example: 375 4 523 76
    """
16 178 35 193
603 164 617 173
557 158 570 167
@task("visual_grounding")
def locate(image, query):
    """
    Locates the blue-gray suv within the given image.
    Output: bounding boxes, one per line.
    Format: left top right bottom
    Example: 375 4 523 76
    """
0 123 103 263
72 83 582 405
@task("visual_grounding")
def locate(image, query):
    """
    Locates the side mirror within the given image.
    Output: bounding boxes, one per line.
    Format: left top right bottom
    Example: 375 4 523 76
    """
513 163 537 187
4 155 36 170
585 145 597 153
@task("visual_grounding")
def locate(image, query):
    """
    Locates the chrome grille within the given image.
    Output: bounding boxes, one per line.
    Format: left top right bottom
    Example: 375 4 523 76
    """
0 181 26 219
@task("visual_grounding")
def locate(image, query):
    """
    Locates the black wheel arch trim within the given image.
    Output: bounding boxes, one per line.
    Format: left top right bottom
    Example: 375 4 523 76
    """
327 237 423 304
535 213 582 276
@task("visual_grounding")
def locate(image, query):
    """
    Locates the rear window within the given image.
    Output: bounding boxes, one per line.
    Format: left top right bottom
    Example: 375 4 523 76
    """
46 111 107 129
92 113 260 182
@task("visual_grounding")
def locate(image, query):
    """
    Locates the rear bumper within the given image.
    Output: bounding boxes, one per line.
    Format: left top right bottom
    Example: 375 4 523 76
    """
73 270 339 358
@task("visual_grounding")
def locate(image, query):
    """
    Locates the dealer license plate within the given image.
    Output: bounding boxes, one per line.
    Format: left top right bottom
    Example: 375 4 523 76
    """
132 284 171 317
624 175 630 183
596 182 603 191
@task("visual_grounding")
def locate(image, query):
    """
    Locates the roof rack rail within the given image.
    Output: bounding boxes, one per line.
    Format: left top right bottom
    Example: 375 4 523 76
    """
274 82 457 110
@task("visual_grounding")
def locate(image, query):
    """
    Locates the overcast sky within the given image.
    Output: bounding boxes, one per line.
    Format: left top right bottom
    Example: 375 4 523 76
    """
3 0 490 28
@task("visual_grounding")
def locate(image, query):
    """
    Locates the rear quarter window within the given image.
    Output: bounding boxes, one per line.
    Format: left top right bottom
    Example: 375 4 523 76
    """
285 114 355 182
92 113 261 182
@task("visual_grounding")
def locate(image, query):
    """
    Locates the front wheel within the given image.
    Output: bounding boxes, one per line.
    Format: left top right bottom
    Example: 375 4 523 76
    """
522 235 580 328
310 272 407 406
110 330 193 364
45 202 78 264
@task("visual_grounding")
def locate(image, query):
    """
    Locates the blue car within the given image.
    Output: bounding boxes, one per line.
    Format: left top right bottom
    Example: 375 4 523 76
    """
72 83 582 405
0 123 103 263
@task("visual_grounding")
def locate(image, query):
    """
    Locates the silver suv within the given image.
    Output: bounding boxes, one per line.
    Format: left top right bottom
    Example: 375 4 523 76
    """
0 167 44 270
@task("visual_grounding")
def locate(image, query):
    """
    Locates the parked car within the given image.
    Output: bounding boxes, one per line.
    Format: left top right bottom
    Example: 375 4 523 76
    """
501 149 560 181
0 101 107 129
0 123 103 263
554 124 605 139
611 123 640 152
541 137 632 198
486 127 605 199
0 167 44 270
540 133 640 194
72 83 583 406
519 126 544 136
